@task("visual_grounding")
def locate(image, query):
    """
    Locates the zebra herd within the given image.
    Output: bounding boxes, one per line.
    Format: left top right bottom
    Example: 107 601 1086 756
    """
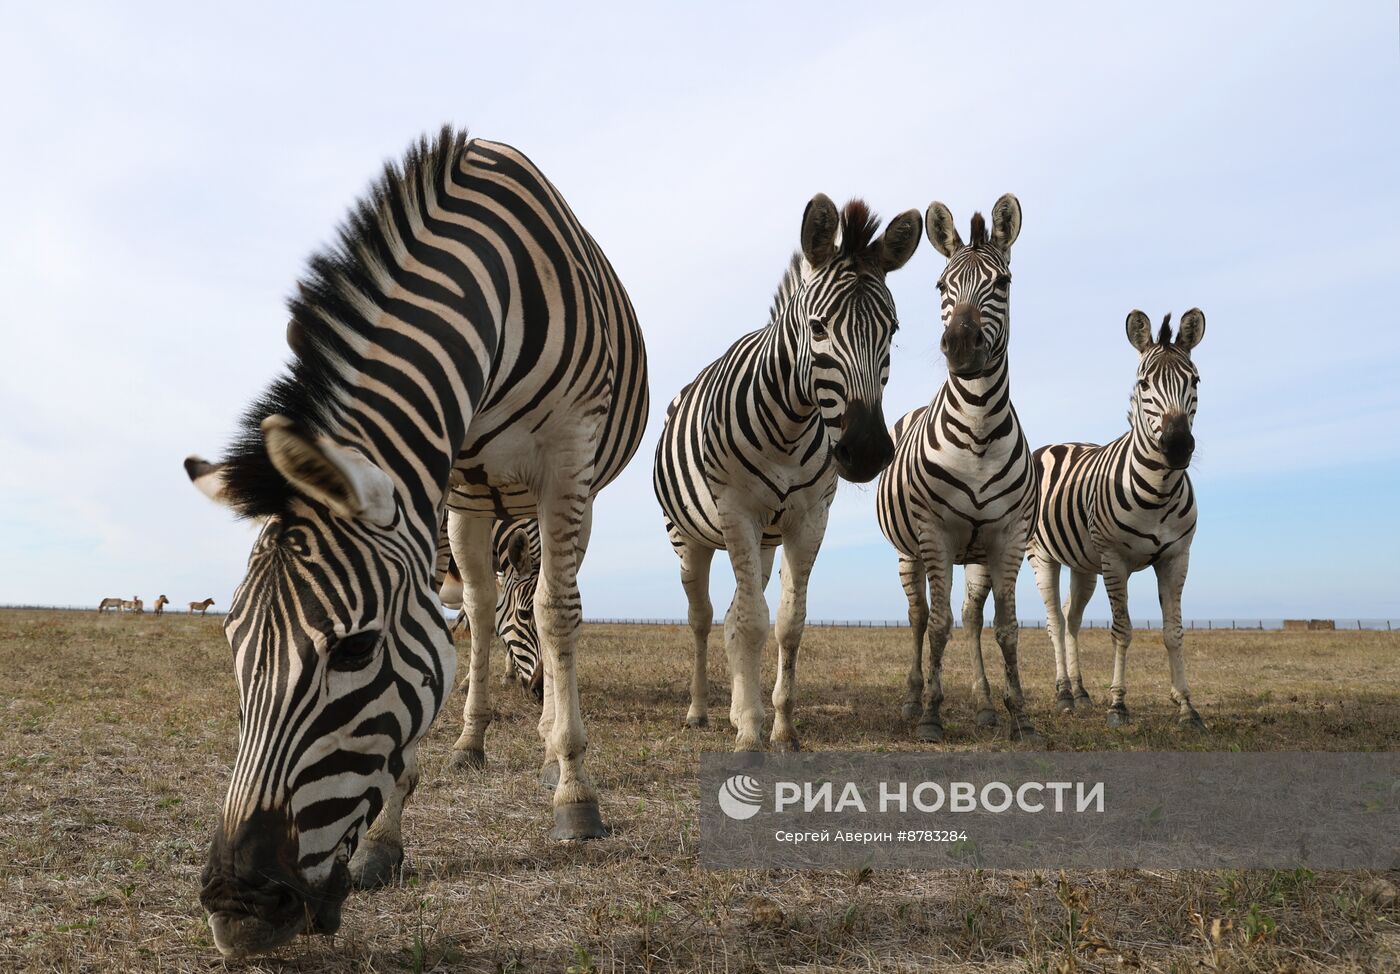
182 130 1205 959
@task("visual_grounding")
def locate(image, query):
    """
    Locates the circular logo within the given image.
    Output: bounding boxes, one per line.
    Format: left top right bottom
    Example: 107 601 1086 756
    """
717 774 764 820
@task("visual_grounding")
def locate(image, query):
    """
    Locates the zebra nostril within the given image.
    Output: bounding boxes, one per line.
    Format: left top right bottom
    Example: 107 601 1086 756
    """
833 443 852 468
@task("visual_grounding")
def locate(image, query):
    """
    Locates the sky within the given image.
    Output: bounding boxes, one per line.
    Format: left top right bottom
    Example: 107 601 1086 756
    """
1 2 1397 623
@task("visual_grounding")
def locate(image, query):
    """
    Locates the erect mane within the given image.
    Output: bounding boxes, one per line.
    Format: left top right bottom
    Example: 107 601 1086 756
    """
219 126 469 519
1157 312 1174 345
767 252 805 326
837 199 881 263
969 212 988 248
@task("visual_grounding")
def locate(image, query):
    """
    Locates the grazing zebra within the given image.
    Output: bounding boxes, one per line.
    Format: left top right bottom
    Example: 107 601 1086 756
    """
153 595 169 615
98 597 123 613
654 195 920 751
188 598 215 615
184 128 647 959
435 512 543 703
1025 309 1207 729
875 196 1038 742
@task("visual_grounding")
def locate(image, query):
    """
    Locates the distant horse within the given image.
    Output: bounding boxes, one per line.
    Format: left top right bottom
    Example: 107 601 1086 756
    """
98 597 123 613
189 598 215 615
131 597 145 614
153 595 169 615
121 597 138 612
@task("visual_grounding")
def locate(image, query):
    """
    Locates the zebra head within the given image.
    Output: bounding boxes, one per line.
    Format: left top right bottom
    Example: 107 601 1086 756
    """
183 418 452 957
925 194 1022 378
1126 309 1206 470
496 528 543 703
797 194 921 483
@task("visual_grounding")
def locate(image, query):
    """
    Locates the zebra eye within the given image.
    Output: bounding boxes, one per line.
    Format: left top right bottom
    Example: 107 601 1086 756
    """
329 630 380 670
995 274 1011 288
810 317 828 340
1138 379 1150 391
1191 375 1200 387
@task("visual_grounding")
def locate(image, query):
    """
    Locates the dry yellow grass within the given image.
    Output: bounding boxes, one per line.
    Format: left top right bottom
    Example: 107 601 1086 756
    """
0 608 1396 972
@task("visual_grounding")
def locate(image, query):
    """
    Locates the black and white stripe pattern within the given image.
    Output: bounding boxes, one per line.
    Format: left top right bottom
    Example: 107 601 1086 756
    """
875 196 1038 742
184 128 647 960
1028 309 1205 729
654 195 920 751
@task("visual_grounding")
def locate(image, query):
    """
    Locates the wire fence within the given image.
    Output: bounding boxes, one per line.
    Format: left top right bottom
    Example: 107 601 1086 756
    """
3 605 1395 631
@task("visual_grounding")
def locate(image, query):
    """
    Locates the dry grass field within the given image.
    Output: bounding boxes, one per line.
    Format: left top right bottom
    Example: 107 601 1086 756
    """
1 608 1396 973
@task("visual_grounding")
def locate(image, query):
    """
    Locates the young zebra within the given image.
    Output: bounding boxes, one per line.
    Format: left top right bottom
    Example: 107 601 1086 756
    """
183 129 647 960
655 196 920 752
188 598 215 615
876 196 1038 742
153 595 169 615
1026 310 1206 729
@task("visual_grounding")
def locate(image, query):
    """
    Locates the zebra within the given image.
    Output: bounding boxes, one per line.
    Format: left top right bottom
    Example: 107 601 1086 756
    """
875 196 1038 743
1025 309 1207 729
435 512 543 705
153 594 169 615
98 597 123 613
654 195 920 751
188 598 215 615
183 128 648 960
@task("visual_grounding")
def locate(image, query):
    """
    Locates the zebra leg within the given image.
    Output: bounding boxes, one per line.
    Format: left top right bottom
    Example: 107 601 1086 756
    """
537 476 606 841
987 546 1038 741
1030 554 1071 711
679 542 716 729
962 564 998 729
1102 559 1134 727
539 505 592 790
917 549 955 743
349 747 419 889
721 514 770 752
1065 570 1098 710
899 557 928 721
771 511 826 752
447 514 497 771
1155 551 1205 730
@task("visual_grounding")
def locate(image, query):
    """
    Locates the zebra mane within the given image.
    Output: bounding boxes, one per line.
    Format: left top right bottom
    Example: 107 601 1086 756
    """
767 252 805 326
1157 313 1173 345
838 199 881 262
969 212 988 248
219 126 469 519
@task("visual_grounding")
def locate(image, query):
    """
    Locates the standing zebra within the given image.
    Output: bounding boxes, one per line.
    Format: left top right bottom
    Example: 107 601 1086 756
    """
655 195 920 751
183 129 647 960
1026 310 1206 729
875 196 1038 742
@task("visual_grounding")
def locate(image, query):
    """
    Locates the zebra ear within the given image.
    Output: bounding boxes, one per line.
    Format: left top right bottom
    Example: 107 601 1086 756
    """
1125 310 1154 352
506 531 535 576
990 194 1022 254
260 415 398 526
925 202 962 259
800 193 839 267
1176 308 1206 352
184 456 233 508
876 209 922 273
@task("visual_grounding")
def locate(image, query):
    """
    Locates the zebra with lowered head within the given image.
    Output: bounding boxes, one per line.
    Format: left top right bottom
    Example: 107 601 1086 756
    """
1027 309 1207 729
183 128 647 960
654 195 920 751
876 196 1038 743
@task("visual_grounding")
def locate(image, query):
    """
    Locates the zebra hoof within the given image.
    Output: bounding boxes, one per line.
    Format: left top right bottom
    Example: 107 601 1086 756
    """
551 801 608 842
1074 691 1094 709
448 747 486 771
1056 691 1075 713
771 737 800 753
684 714 709 729
1106 707 1131 728
1180 711 1207 732
974 708 1000 729
348 838 402 890
915 721 945 743
901 702 923 721
539 762 560 790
